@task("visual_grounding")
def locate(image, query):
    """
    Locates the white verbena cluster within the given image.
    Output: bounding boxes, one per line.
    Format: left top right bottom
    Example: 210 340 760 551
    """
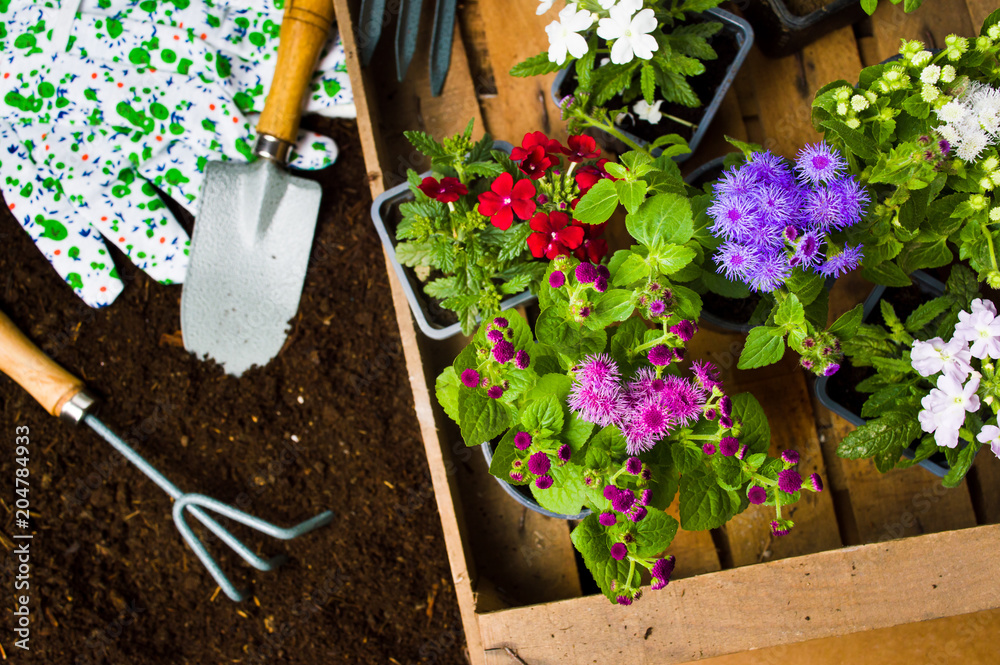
913 299 1000 452
543 1 659 65
935 80 1000 162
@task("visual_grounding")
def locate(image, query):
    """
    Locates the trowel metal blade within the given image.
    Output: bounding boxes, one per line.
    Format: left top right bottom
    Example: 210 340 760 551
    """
181 158 322 377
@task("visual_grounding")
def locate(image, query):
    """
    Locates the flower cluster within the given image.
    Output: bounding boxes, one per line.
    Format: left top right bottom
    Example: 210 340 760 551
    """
709 144 869 291
935 80 1000 163
544 1 658 66
508 430 572 489
548 258 613 322
913 299 1000 450
460 317 531 400
476 131 609 263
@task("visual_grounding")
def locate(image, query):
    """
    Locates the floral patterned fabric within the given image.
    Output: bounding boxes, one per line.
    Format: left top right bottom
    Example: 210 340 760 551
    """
1 0 354 306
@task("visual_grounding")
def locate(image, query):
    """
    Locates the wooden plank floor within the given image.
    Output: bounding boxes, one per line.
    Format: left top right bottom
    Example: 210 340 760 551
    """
334 0 1000 662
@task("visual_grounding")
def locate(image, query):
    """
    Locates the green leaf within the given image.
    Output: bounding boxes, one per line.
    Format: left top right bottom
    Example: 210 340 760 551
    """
679 466 741 531
731 393 770 455
626 193 693 247
861 381 915 419
828 303 864 339
526 373 573 403
488 429 529 485
785 270 824 306
459 391 512 446
640 62 656 104
510 52 564 77
654 244 697 275
403 130 447 159
616 179 648 215
701 269 751 299
435 368 461 424
571 515 637 602
522 394 565 434
820 118 878 160
904 297 951 333
942 440 982 488
861 0 877 13
774 294 805 331
863 261 912 287
586 289 635 329
836 410 920 462
564 413 595 452
531 463 590 515
573 179 619 225
612 252 650 286
634 510 679 558
737 326 786 369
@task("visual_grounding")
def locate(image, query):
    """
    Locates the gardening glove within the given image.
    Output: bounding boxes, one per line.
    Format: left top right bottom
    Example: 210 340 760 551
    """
0 0 355 308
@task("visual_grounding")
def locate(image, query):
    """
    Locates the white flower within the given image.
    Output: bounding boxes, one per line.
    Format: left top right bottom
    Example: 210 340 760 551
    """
597 3 659 64
911 337 973 381
920 65 941 85
633 99 663 124
990 24 1000 41
537 0 554 15
545 4 595 65
846 118 861 129
954 300 1000 358
941 65 956 83
957 130 990 161
938 101 965 123
991 207 1000 222
598 0 618 8
919 372 981 448
921 84 939 103
837 102 848 116
977 424 1000 460
851 94 868 112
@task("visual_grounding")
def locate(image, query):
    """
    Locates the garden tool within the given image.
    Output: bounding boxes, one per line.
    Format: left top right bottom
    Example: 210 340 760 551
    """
0 0 351 309
180 0 336 377
0 310 333 602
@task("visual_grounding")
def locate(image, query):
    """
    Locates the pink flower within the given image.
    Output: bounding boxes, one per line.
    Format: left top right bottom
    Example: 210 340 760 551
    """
417 176 468 203
977 424 1000 460
954 299 1000 359
477 172 537 230
910 337 972 381
526 211 585 259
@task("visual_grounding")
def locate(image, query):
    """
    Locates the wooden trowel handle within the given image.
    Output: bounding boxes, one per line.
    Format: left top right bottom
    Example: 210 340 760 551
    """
0 310 85 418
256 0 336 147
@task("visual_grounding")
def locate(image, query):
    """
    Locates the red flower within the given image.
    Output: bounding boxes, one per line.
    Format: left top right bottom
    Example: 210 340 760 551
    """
575 158 614 194
418 176 468 203
511 131 564 180
572 220 609 263
564 135 600 163
526 211 585 259
477 172 537 230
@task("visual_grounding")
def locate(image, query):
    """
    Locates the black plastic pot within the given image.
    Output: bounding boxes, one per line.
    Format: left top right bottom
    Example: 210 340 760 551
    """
814 271 951 477
480 442 591 520
742 0 866 59
369 142 536 340
551 8 753 163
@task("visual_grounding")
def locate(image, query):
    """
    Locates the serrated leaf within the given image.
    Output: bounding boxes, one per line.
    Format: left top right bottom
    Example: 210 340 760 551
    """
459 391 512 446
904 297 951 333
573 179 619 225
571 515 638 602
531 463 590 515
861 381 915 418
613 252 650 286
731 393 770 455
679 466 741 531
435 368 461 424
634 510 679 558
737 326 786 369
640 62 656 104
627 193 693 248
774 294 805 331
836 410 920 460
510 52 564 77
828 303 864 339
655 244 697 275
616 179 648 215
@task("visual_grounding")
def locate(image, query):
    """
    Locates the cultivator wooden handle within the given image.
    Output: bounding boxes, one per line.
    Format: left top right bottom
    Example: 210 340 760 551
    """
0 310 87 418
256 0 337 149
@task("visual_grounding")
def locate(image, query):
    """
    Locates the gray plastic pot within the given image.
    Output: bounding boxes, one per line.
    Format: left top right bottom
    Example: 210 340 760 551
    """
814 270 950 477
369 142 536 340
742 0 866 59
480 442 591 520
551 8 753 163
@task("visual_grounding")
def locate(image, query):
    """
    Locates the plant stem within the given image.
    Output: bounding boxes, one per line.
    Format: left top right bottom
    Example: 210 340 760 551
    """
980 218 999 273
578 110 647 153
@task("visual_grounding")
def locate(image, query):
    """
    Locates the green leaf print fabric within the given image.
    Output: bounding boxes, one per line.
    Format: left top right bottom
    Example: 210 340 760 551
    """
0 0 355 307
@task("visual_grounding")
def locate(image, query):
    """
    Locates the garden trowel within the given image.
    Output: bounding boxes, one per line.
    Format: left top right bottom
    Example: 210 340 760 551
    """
181 0 335 377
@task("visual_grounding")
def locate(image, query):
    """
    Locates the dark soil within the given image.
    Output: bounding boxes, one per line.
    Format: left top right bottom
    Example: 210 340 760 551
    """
701 291 763 329
0 120 466 664
784 0 836 17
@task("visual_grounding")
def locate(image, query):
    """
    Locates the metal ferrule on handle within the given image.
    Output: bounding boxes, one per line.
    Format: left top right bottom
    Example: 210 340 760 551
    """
254 134 294 165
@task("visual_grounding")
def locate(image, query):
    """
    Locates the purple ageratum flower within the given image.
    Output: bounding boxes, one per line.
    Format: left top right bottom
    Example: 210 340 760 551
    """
594 275 608 293
557 444 572 462
568 385 625 427
819 244 864 278
778 469 803 493
486 329 505 344
795 142 846 184
611 488 636 513
831 176 869 228
718 395 732 417
704 407 718 420
576 262 599 284
692 360 721 392
783 225 799 242
714 242 759 282
660 375 707 427
616 595 633 606
782 449 800 465
603 484 619 502
640 489 652 505
670 320 696 342
823 363 841 376
514 432 532 450
770 520 790 537
493 317 509 328
460 369 481 388
746 150 792 186
703 441 717 455
492 340 515 364
610 543 628 561
510 471 524 482
528 451 551 475
622 398 675 454
515 349 530 370
748 252 791 292
628 506 648 522
708 194 756 242
809 473 824 492
719 436 740 457
487 385 504 399
535 475 554 489
719 414 733 429
650 556 675 590
648 299 666 317
791 231 822 268
939 138 951 155
625 457 643 475
648 345 674 366
753 183 799 227
803 184 844 231
549 270 566 288
747 485 767 505
713 165 755 199
599 511 617 526
576 354 620 389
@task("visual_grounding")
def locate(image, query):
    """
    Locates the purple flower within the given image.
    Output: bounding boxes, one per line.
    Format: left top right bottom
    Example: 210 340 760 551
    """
719 414 733 429
770 520 790 537
670 320 696 342
610 543 628 561
748 252 791 292
549 270 566 288
746 150 792 186
568 385 625 427
781 449 800 465
514 432 532 450
718 395 732 416
510 471 524 482
487 385 504 399
692 360 721 392
660 376 707 427
795 142 846 184
611 489 636 513
625 457 643 475
819 244 864 278
778 469 803 493
622 398 675 454
747 486 767 505
809 473 824 492
823 362 841 376
594 275 608 293
804 185 844 231
493 317 509 328
576 354 619 388
603 485 619 501
528 451 551 475
753 183 798 227
628 506 647 522
801 358 814 370
831 176 869 228
783 225 799 241
703 441 717 455
705 407 718 420
708 195 756 242
487 329 505 344
460 369 480 388
651 556 675 590
557 444 572 462
791 231 822 268
576 262 599 284
515 349 530 370
599 512 617 526
492 340 515 364
720 436 740 457
640 489 652 505
715 242 759 282
939 139 951 155
648 345 673 366
535 475 554 490
648 299 666 316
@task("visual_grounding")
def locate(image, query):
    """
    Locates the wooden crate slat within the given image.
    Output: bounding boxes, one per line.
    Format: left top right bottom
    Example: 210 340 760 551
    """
870 1 975 63
970 451 1000 524
478 524 1000 665
684 89 751 170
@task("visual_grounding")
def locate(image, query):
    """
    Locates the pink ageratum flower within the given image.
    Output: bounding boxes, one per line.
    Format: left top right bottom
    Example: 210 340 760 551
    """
651 556 675 591
460 369 480 388
527 211 585 259
417 176 468 203
622 397 675 454
477 172 537 230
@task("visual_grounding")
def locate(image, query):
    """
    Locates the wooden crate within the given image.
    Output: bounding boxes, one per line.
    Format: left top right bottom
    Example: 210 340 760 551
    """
330 0 1000 662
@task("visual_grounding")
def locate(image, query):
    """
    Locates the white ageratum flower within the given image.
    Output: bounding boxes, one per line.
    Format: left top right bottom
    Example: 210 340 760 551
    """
911 50 933 67
921 83 940 103
545 4 595 65
940 65 956 83
920 65 941 85
597 2 658 64
977 424 1000 460
536 0 554 15
991 207 1000 222
850 94 869 112
919 372 982 448
910 337 973 381
633 99 663 124
934 81 1000 162
837 101 849 116
954 298 1000 359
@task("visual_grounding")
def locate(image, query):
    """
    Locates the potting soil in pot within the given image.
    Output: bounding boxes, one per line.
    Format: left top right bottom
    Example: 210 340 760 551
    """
701 291 763 327
0 120 466 664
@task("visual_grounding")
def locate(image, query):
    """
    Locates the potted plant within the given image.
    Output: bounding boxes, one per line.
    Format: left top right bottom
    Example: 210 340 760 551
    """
818 263 1000 486
512 0 753 161
741 0 867 59
435 142 825 605
371 121 609 338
